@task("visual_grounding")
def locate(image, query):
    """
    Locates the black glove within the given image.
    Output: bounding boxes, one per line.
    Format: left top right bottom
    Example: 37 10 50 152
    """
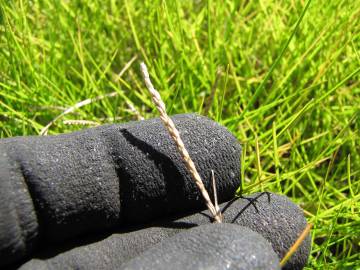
0 113 310 269
18 193 310 270
0 114 241 267
121 223 281 270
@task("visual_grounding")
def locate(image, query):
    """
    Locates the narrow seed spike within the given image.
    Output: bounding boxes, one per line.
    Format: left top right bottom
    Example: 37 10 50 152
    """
140 62 222 223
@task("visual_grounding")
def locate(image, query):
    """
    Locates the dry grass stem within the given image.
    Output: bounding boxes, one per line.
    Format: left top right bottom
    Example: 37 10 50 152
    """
280 223 312 267
211 170 221 219
125 100 144 120
117 55 138 79
40 92 118 135
140 62 222 223
63 119 100 126
40 55 137 135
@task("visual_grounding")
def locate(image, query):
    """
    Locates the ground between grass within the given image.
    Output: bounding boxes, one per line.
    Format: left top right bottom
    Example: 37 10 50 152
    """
0 0 359 269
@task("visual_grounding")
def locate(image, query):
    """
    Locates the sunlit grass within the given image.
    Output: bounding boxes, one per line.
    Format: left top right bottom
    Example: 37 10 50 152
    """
0 0 359 268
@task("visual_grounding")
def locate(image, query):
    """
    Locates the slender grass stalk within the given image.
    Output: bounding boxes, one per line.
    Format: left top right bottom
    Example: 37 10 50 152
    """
140 62 222 223
280 224 313 267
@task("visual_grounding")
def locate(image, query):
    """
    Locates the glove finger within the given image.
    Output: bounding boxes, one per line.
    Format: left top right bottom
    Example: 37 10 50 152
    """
121 223 280 270
18 192 310 270
0 113 241 267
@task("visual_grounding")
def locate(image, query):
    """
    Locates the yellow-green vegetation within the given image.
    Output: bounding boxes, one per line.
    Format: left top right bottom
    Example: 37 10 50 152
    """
0 0 359 268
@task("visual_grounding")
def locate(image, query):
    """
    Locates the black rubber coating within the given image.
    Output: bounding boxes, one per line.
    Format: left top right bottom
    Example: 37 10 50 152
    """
121 223 280 270
0 114 241 267
18 193 310 270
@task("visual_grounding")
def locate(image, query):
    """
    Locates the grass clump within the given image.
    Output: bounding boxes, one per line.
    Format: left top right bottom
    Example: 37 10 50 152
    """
0 0 359 268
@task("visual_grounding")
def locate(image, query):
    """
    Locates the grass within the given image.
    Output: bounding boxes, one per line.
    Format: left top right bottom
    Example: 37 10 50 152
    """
0 0 359 268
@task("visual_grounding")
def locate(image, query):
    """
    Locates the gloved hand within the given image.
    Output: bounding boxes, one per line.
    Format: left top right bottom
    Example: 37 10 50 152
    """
0 114 310 269
16 192 310 270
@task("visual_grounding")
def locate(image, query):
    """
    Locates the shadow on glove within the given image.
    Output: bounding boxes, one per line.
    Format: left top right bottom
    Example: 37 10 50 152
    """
0 114 241 267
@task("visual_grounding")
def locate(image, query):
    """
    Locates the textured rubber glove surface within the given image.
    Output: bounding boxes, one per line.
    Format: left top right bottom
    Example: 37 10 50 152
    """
19 193 310 270
0 114 241 267
121 223 280 270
